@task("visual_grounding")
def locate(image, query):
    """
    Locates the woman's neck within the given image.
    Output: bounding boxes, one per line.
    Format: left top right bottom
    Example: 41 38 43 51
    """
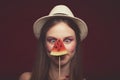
49 62 70 80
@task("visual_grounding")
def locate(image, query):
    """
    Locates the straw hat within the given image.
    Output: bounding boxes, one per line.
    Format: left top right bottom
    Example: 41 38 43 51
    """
33 5 88 41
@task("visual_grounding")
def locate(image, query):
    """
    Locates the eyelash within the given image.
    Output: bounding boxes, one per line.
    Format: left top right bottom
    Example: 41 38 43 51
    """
47 38 73 44
64 39 73 43
47 38 56 44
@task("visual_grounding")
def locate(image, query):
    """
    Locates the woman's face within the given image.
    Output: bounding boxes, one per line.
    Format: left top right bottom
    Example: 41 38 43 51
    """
46 22 76 66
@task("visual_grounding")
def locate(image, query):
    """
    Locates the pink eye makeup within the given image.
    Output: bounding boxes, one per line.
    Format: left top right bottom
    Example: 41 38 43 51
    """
63 36 74 44
46 37 57 44
46 36 75 44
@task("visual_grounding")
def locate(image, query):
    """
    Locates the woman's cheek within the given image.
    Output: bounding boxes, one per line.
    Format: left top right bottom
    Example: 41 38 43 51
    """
46 43 53 52
66 44 76 54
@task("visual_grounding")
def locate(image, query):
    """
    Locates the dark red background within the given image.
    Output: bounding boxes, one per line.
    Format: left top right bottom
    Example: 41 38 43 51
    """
0 0 119 80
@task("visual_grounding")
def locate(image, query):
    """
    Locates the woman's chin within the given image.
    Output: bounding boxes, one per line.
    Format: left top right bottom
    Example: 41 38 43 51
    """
52 55 70 66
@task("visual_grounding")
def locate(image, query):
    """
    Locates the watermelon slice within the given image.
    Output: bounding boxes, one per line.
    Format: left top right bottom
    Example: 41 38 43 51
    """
50 39 68 56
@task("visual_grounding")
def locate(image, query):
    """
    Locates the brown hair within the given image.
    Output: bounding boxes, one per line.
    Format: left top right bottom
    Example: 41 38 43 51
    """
30 17 83 80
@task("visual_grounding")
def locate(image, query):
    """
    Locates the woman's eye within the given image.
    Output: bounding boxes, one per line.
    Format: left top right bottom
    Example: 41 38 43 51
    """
47 37 57 44
49 39 56 44
64 39 72 44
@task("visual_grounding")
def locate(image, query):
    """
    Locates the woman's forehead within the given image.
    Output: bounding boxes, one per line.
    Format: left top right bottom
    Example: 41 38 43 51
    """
46 36 75 40
46 22 75 35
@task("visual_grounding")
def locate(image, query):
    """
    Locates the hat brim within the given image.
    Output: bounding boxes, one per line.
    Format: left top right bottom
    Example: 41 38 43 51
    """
33 15 88 41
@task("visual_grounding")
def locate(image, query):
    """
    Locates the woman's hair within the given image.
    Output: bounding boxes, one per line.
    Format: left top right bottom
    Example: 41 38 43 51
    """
30 17 83 80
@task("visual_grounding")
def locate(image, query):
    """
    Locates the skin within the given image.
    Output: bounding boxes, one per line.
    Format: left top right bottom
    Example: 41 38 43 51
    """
19 72 31 80
19 22 77 80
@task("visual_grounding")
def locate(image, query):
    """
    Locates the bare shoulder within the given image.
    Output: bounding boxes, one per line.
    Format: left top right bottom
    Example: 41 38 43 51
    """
19 72 32 80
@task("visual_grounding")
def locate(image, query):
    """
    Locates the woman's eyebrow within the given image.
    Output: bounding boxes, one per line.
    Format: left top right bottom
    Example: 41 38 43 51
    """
46 36 57 40
46 36 74 40
63 36 74 40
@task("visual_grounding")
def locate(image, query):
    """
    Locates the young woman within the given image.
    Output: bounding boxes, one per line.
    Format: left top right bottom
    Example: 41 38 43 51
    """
19 5 88 80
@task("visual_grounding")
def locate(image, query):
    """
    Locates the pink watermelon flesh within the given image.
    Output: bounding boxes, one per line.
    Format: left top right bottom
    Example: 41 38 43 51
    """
50 39 68 56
